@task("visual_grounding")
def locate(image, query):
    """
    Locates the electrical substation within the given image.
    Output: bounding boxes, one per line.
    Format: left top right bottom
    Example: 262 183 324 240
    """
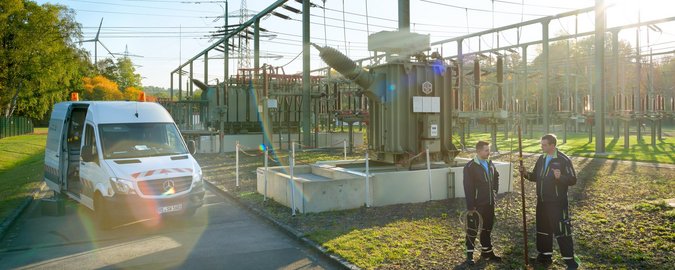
163 0 674 213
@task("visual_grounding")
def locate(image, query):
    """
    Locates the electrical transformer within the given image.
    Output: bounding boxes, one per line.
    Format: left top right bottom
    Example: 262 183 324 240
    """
314 34 457 165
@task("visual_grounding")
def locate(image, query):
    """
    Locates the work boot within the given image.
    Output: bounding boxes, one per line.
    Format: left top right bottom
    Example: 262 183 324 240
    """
481 251 502 262
529 254 552 266
564 258 580 270
465 252 475 266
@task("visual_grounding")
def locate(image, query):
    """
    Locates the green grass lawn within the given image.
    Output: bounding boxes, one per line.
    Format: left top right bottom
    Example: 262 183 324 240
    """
0 133 47 222
228 152 675 270
201 125 674 270
460 130 675 164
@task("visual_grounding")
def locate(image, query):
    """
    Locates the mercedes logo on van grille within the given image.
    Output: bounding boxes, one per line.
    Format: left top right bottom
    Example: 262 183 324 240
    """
163 180 175 192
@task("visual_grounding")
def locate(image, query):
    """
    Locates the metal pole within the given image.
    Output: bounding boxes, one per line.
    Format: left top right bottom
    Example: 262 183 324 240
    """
189 61 194 97
426 146 432 201
613 30 620 139
365 151 370 207
542 20 550 134
636 13 642 141
343 139 347 160
302 0 311 147
624 119 630 150
220 1 229 154
254 18 260 75
290 141 296 216
235 140 240 188
264 147 268 202
649 46 656 147
170 72 174 101
575 76 579 132
458 39 464 112
517 124 529 266
458 39 466 149
594 0 606 153
522 45 529 138
204 51 209 84
179 70 183 101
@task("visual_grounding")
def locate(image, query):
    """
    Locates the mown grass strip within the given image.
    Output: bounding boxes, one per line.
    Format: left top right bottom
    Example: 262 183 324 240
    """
462 130 675 164
0 133 47 221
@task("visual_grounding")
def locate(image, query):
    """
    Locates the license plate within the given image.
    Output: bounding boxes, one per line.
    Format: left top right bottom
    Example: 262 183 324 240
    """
158 203 183 214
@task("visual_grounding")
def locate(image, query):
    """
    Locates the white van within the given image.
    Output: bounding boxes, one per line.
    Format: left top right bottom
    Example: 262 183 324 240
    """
44 101 205 228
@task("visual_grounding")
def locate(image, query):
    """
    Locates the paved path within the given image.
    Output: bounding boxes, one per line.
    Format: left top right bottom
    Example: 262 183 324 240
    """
0 187 340 270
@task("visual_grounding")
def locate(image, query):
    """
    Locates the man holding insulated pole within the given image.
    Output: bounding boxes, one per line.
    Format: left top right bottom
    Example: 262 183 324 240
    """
519 134 579 270
463 141 502 265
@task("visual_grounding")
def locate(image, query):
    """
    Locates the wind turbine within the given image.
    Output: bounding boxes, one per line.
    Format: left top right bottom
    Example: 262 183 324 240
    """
81 18 116 64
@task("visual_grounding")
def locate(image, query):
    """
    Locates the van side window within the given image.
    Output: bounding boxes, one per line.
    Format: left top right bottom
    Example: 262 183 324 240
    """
85 124 98 161
84 124 96 147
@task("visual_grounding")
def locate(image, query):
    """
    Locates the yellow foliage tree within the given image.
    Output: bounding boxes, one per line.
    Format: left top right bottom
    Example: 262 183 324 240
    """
81 75 123 101
123 86 143 101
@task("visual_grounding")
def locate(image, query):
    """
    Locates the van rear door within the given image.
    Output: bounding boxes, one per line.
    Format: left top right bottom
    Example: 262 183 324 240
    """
44 103 70 192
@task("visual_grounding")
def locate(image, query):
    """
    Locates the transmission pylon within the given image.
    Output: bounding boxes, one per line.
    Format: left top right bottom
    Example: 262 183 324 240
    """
237 0 251 70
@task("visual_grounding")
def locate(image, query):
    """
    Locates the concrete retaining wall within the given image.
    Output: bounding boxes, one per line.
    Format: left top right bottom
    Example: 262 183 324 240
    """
256 158 514 214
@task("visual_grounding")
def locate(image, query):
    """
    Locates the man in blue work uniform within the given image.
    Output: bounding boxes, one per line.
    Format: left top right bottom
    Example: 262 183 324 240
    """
520 134 579 270
463 141 502 265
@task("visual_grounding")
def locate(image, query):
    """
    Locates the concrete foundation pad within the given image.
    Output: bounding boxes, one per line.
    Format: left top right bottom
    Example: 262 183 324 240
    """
257 158 514 213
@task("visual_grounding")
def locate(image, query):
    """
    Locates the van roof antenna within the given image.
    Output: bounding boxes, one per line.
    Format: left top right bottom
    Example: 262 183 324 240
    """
134 102 139 118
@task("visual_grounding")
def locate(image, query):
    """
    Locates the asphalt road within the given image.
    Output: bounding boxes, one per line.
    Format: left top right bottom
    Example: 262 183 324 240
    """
0 187 340 270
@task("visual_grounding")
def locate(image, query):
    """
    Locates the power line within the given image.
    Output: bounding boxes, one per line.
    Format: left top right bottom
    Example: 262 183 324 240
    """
73 8 208 18
419 0 550 17
321 3 489 30
65 0 214 13
492 0 576 10
82 26 214 29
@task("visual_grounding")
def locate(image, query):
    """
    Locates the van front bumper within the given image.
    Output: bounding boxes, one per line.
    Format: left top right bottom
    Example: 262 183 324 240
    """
104 184 205 218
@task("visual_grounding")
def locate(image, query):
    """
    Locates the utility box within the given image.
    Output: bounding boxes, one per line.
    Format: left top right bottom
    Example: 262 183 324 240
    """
420 114 440 152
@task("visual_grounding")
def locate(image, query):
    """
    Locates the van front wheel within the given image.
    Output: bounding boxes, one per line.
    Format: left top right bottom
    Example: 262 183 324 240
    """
94 194 112 230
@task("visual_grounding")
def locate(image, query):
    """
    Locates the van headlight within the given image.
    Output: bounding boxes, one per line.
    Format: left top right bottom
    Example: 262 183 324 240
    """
192 169 203 188
110 177 136 194
193 169 203 182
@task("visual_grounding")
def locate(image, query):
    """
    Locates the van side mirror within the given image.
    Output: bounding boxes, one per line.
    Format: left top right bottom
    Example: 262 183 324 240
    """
187 140 196 155
81 145 95 162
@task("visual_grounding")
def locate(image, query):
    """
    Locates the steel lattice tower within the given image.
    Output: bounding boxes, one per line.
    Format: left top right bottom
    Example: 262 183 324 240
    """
237 0 251 70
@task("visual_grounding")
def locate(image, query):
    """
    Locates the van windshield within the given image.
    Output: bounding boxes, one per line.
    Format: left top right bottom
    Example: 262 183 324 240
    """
99 123 188 159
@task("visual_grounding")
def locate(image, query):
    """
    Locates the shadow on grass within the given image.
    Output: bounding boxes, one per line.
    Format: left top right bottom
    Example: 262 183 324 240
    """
0 151 45 222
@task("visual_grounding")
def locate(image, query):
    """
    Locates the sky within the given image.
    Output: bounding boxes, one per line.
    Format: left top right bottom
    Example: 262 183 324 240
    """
32 0 675 89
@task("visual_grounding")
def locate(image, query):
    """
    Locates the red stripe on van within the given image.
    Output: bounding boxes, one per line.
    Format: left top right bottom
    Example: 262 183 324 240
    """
131 172 141 178
159 169 171 174
173 168 185 173
145 170 155 177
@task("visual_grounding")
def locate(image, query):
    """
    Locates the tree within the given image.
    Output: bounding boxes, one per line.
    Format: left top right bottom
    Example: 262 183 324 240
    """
0 0 90 119
143 85 170 99
123 86 143 101
116 57 141 90
81 75 123 101
95 58 118 83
